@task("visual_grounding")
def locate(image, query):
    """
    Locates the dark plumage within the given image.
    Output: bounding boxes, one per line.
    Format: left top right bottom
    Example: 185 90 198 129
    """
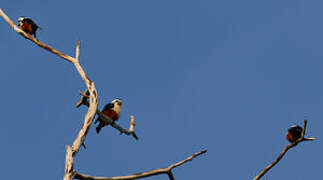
286 125 302 143
95 99 122 134
18 17 40 37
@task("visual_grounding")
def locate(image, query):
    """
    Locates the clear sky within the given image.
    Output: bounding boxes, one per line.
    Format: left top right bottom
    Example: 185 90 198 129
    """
0 0 322 179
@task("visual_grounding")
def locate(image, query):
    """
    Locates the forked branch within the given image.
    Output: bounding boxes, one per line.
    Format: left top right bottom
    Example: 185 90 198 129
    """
0 9 76 63
74 150 207 180
0 8 206 180
77 90 138 140
0 8 98 180
253 120 315 180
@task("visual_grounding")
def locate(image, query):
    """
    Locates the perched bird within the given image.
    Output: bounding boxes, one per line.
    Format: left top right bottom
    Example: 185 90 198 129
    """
95 99 122 134
286 125 303 143
17 17 40 37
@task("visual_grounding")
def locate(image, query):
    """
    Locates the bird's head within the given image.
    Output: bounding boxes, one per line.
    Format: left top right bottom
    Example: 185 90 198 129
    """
18 16 28 25
111 98 122 114
112 98 122 107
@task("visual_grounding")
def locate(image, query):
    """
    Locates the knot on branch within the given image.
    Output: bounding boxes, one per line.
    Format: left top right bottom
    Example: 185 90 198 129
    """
76 89 90 108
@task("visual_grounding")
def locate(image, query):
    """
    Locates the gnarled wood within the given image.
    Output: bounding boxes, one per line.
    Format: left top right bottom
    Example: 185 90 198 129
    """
0 8 207 180
0 9 98 180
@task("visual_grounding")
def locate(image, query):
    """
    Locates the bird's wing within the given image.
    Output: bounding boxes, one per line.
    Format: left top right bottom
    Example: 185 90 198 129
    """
23 18 39 28
105 103 114 109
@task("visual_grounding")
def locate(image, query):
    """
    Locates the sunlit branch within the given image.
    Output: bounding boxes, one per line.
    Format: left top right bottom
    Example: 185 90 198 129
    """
253 120 315 180
74 150 207 180
77 90 138 140
0 9 98 180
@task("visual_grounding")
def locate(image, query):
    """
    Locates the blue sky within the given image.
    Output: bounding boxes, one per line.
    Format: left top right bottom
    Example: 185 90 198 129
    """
1 0 322 179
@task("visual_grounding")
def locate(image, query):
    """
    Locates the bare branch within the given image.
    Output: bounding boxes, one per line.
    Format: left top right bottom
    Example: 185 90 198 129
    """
168 149 207 169
253 120 315 180
71 42 98 156
76 90 90 108
167 172 175 180
96 108 138 140
64 146 75 180
0 9 98 180
75 40 81 62
76 92 138 140
1 8 206 180
74 150 207 180
0 9 76 63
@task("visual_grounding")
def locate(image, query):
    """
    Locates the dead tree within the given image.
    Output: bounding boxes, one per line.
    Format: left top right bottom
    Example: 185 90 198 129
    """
0 8 206 180
1 8 316 180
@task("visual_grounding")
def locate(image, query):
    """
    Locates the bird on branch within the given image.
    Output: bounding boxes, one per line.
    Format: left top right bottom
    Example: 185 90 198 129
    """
18 17 40 37
95 99 122 134
286 125 302 143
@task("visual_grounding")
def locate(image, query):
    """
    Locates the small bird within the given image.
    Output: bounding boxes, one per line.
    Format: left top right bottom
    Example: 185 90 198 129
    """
17 17 40 37
95 99 122 134
286 125 302 143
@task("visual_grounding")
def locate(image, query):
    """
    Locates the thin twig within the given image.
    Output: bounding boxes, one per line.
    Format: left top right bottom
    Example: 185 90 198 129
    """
253 120 315 180
96 108 138 139
167 172 175 180
71 42 98 157
76 91 138 140
0 8 206 180
74 150 207 180
0 9 76 63
76 90 90 108
0 9 98 180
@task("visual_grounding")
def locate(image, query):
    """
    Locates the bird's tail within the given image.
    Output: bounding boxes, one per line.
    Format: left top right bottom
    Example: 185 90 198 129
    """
96 123 103 134
94 117 100 124
34 26 42 38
